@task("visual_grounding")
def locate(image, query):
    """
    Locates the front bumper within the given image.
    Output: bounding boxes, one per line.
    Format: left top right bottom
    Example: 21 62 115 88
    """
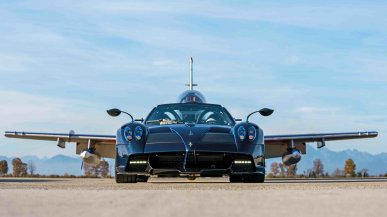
116 151 265 177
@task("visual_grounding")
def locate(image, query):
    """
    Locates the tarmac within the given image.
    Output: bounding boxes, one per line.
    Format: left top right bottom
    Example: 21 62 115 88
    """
1 177 386 217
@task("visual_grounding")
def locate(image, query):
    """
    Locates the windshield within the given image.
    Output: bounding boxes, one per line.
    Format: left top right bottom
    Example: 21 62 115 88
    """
145 103 235 126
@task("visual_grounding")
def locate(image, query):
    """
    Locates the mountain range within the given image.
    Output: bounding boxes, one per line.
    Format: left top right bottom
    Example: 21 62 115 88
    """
1 145 386 176
0 154 114 176
266 145 387 175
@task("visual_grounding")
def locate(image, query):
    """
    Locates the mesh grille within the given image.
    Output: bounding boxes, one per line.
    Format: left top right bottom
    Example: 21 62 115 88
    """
128 152 256 173
149 153 185 170
196 153 232 170
231 164 255 172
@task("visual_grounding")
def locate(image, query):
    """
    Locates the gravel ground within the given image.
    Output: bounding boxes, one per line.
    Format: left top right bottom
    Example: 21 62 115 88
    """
1 177 386 217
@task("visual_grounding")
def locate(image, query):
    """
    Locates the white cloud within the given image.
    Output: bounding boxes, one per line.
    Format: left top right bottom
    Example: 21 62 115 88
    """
0 91 123 157
152 59 173 66
0 91 61 125
295 106 341 114
0 53 35 73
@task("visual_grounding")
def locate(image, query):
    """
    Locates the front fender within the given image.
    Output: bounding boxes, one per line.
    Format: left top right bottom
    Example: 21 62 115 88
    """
116 122 147 168
234 122 265 159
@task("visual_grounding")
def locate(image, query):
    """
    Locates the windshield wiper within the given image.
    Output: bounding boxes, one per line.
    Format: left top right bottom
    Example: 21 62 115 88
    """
145 119 184 125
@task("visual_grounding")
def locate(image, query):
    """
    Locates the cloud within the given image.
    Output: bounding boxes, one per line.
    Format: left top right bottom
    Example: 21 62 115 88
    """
152 59 173 66
25 1 387 31
0 91 122 131
0 52 35 73
0 90 125 158
295 106 341 114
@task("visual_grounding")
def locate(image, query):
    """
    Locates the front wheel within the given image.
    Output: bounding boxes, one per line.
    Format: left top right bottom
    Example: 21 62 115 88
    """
115 171 137 183
229 174 243 183
243 174 265 183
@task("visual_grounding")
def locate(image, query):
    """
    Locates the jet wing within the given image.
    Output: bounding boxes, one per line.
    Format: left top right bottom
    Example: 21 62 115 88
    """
4 131 116 158
5 130 378 160
264 131 378 159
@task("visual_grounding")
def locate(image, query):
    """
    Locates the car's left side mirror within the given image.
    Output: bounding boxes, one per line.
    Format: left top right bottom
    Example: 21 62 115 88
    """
107 108 134 122
246 108 274 122
107 108 122 117
258 108 274 117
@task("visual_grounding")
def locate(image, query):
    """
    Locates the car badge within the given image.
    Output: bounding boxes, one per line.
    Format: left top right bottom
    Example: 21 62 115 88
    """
189 130 194 136
189 142 193 148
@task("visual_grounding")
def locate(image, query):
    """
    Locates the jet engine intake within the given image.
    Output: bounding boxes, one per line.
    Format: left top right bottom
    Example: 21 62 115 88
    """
282 149 302 166
80 150 101 166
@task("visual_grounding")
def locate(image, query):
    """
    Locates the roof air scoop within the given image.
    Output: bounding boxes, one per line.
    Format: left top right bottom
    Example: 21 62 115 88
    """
178 90 206 103
178 57 206 103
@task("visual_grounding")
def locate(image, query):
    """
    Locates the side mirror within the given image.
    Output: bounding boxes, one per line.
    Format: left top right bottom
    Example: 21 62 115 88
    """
107 108 121 117
234 118 242 122
258 108 274 117
107 108 134 122
135 118 144 122
246 108 274 122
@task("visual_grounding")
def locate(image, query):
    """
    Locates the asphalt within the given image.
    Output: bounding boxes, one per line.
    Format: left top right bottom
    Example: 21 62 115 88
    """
1 177 386 217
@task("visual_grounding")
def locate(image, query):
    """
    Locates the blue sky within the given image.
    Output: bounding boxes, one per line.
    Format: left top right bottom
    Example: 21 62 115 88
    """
0 0 386 157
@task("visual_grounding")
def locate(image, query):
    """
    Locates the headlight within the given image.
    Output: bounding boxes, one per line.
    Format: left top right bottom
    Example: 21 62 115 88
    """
123 126 132 141
237 126 246 141
248 126 256 140
134 126 143 140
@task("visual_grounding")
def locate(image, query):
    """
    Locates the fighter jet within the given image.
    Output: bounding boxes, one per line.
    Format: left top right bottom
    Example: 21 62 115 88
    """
4 58 378 183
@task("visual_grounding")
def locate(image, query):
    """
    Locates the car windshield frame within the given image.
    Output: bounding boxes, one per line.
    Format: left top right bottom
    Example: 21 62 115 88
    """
144 103 236 126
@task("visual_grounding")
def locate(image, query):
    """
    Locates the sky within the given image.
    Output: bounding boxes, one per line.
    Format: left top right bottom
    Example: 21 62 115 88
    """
0 0 386 158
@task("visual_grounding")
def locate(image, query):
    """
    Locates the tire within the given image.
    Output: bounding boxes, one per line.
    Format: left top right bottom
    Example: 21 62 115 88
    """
115 171 137 183
242 174 265 183
229 174 243 183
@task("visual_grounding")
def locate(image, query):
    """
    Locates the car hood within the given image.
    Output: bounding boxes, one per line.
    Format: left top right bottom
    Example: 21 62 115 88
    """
144 124 237 153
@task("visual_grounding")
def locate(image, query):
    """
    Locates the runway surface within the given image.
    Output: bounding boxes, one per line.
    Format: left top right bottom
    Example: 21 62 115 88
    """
1 177 387 217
